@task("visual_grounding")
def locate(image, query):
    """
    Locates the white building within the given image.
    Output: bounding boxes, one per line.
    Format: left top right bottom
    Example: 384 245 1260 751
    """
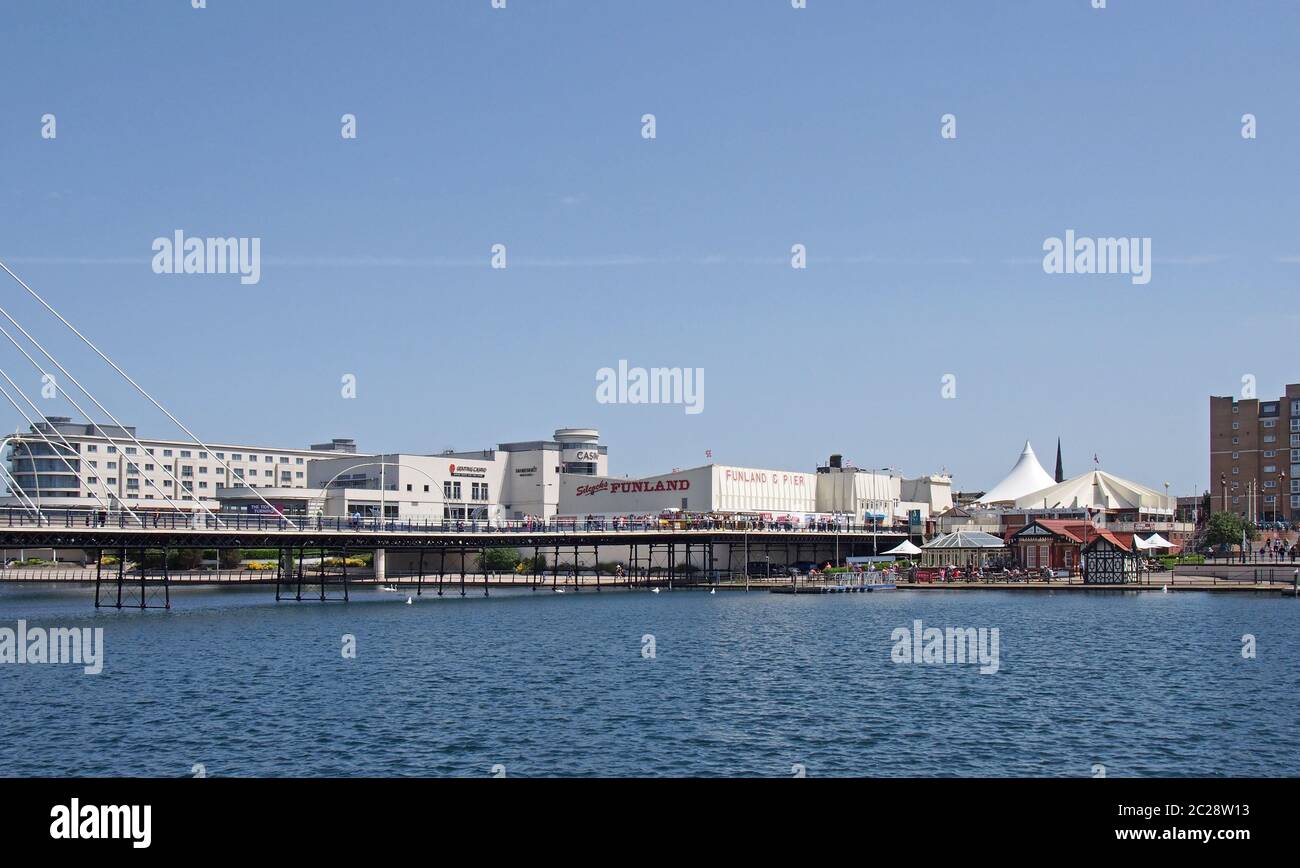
2 417 362 515
303 428 610 521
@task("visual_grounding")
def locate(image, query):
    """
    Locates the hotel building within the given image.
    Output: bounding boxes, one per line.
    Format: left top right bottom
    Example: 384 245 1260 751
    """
2 416 362 514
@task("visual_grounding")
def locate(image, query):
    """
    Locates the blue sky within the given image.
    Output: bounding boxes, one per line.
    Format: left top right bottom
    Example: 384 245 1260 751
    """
2 0 1298 496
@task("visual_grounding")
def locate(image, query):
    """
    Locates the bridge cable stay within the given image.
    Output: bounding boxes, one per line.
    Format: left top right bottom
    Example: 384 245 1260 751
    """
0 372 130 521
0 320 195 522
0 314 209 523
0 260 301 530
0 380 113 520
0 446 44 517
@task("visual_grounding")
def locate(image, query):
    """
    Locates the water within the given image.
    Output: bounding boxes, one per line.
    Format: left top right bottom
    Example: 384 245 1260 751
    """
1 585 1297 777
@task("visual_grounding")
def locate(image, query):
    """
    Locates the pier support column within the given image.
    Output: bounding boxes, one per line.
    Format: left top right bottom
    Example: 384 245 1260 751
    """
373 547 386 583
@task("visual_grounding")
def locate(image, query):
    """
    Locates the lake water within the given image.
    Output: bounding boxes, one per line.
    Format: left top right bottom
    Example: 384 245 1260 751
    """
1 585 1297 777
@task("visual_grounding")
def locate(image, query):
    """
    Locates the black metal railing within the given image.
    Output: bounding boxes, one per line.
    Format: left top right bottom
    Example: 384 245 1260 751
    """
0 507 907 536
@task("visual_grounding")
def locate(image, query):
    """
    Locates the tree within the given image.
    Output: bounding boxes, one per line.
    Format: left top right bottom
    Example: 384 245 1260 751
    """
479 547 522 574
1203 512 1257 548
219 548 243 569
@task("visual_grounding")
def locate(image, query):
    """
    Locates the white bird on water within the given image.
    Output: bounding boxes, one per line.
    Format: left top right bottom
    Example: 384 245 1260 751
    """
710 587 716 595
651 588 661 594
1162 585 1168 594
554 588 565 594
406 596 413 605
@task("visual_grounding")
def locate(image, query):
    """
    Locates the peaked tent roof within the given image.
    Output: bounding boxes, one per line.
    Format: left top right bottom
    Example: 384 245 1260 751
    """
881 540 923 555
976 441 1057 504
923 530 1006 550
1013 469 1174 512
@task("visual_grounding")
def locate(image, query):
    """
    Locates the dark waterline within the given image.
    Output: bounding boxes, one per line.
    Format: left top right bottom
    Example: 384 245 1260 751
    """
1 585 1297 778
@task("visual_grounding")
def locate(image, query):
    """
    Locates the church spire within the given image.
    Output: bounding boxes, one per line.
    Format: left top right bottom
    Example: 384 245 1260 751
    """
1054 438 1064 483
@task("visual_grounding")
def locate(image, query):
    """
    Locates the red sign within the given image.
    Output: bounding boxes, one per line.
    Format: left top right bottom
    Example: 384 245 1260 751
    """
575 479 691 497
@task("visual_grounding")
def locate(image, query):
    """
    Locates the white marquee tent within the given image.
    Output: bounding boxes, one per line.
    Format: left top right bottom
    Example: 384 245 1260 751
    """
1013 469 1175 513
881 540 923 556
977 441 1057 504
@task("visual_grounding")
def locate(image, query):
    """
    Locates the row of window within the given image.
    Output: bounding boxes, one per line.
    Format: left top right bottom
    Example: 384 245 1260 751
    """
82 444 308 465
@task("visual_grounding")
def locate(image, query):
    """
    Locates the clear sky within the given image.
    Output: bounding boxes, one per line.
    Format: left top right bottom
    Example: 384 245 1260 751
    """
2 0 1298 497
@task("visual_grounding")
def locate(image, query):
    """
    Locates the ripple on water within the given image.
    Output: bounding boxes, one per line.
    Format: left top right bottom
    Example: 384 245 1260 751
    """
0 587 1297 777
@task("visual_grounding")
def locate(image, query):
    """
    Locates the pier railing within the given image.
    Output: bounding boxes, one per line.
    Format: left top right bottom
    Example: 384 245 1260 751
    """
0 507 903 536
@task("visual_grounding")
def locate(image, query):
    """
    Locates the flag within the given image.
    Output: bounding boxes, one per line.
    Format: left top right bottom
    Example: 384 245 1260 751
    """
705 449 712 459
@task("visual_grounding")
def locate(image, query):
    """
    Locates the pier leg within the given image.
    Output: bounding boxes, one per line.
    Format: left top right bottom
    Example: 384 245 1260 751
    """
342 546 350 602
116 545 125 609
460 548 466 597
483 549 489 597
373 547 386 584
595 543 600 592
438 549 444 597
94 548 103 608
140 545 147 610
275 544 284 601
417 549 424 597
162 547 171 610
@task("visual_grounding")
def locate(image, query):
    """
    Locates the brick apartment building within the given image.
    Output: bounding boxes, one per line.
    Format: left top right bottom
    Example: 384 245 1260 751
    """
1209 384 1300 524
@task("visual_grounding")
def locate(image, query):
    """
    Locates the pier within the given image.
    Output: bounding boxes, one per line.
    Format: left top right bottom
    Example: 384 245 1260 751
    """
0 507 912 608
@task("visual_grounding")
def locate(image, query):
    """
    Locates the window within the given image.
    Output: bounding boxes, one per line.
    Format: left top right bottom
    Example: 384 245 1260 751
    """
295 472 303 479
163 449 172 457
1232 422 1240 430
87 445 97 453
1232 467 1240 474
199 466 207 474
199 452 207 459
216 453 225 460
107 446 117 454
199 481 208 489
1232 452 1239 459
1232 437 1240 445
1265 435 1277 444
1264 419 1277 428
264 456 273 463
232 454 242 461
247 454 257 462
1264 451 1277 458
296 457 304 465
87 476 98 484
163 480 172 487
406 484 413 491
1264 465 1277 473
126 447 137 455
180 450 191 458
280 456 289 464
144 464 154 471
107 477 117 485
107 462 117 469
423 484 429 492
